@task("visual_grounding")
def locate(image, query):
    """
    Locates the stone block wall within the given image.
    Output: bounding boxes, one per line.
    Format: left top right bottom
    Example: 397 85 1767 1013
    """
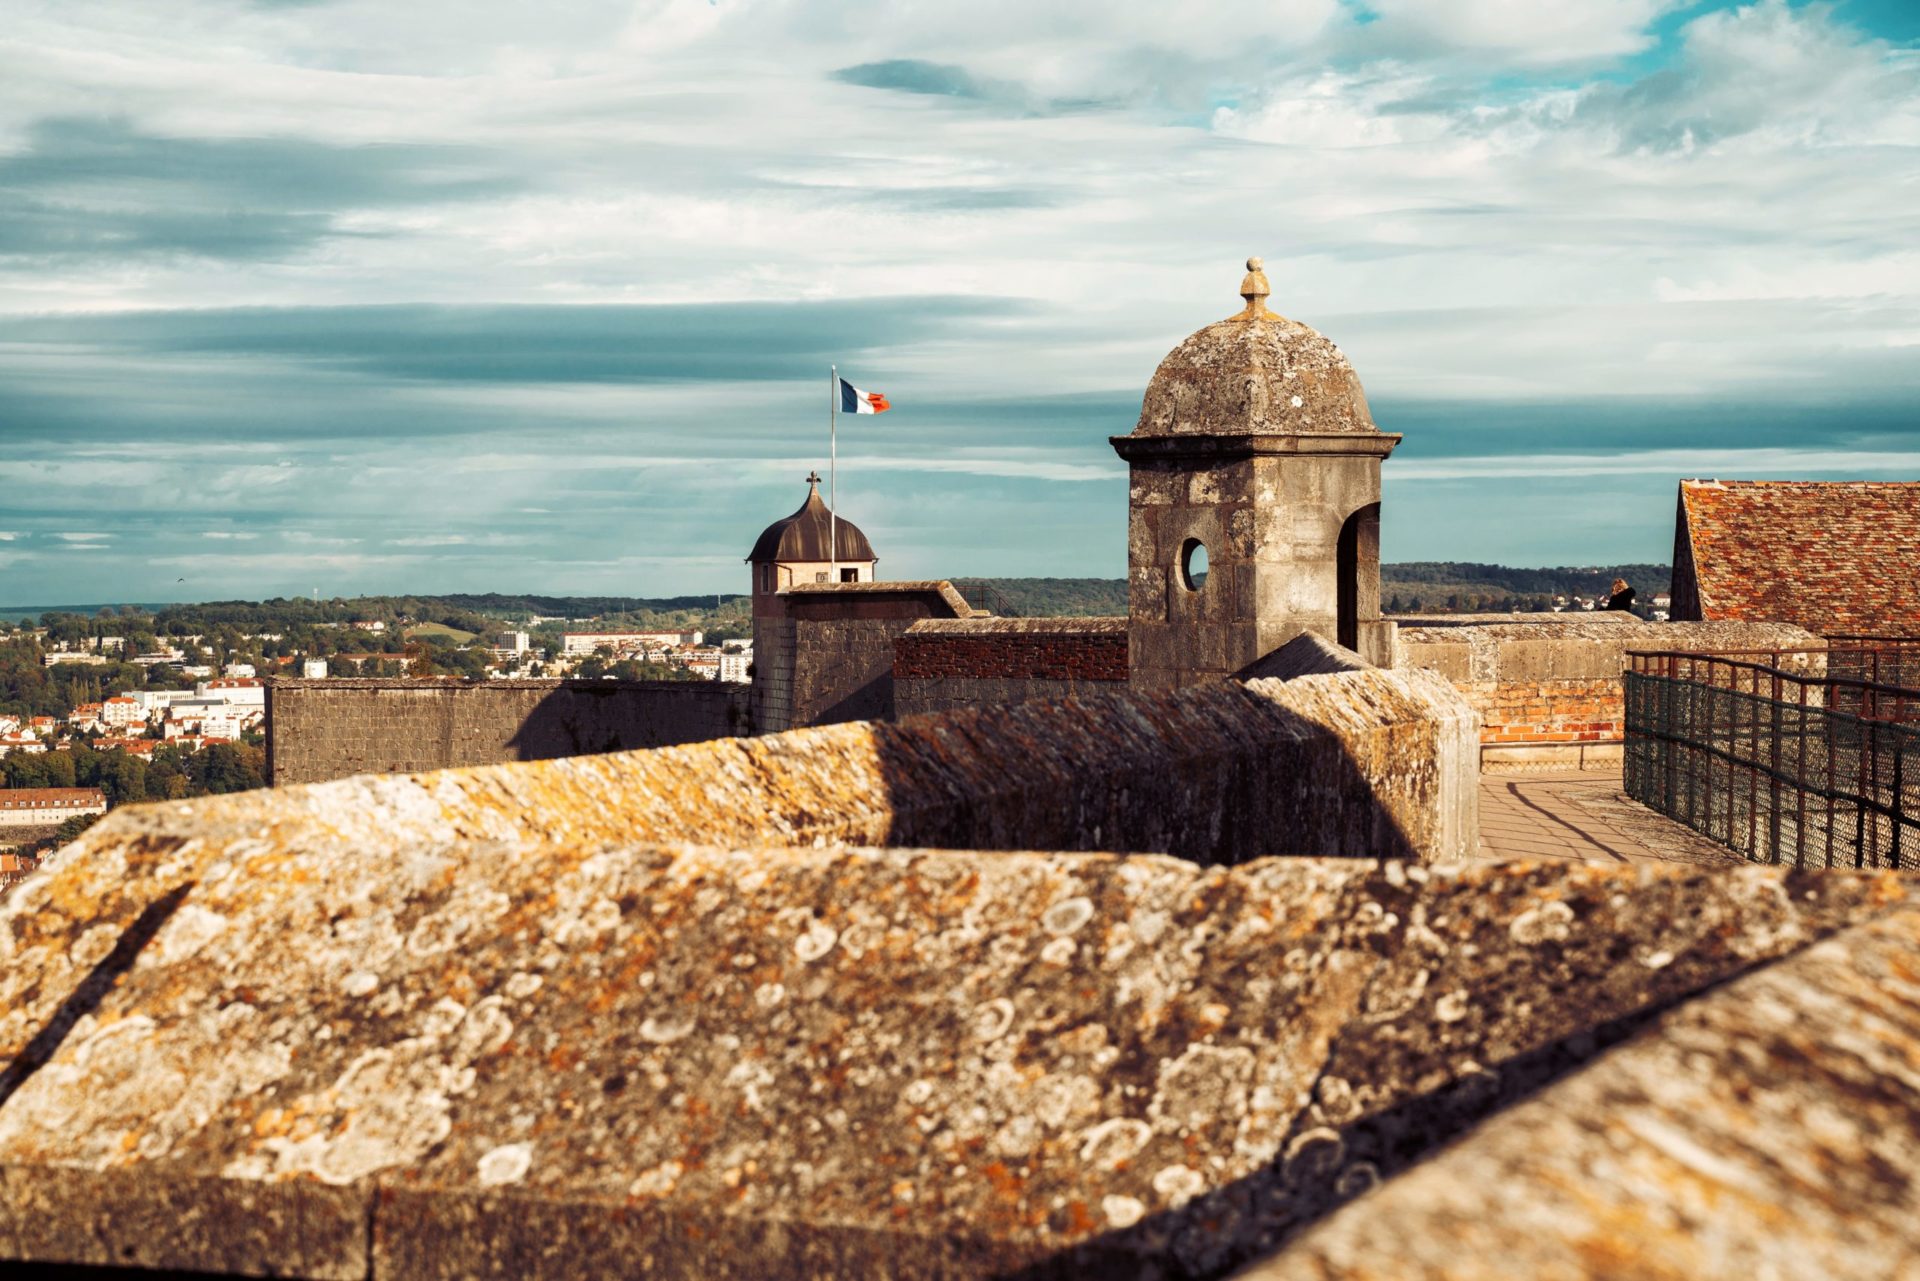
750 582 971 733
892 617 1129 718
266 678 750 785
226 666 1476 868
1398 618 1822 770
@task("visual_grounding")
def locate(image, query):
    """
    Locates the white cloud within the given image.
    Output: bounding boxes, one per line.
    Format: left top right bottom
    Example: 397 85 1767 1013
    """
0 0 1914 599
1360 0 1681 67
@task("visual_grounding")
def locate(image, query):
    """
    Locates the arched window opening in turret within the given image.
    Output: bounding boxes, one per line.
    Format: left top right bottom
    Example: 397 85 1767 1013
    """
1338 502 1381 652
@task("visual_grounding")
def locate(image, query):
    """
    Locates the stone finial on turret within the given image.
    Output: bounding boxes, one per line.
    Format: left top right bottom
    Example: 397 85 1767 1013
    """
1238 256 1272 317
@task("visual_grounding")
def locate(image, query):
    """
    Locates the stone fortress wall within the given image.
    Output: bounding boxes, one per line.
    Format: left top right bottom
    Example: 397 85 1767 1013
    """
749 581 974 736
892 617 1130 719
4 658 1915 1279
262 614 1822 786
266 678 749 786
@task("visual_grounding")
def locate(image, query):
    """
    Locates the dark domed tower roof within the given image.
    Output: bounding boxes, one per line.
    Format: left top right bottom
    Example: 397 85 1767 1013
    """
746 472 877 564
1131 257 1380 437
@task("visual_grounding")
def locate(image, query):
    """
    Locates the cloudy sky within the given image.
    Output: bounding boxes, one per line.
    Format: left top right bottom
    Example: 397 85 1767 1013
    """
1 0 1916 605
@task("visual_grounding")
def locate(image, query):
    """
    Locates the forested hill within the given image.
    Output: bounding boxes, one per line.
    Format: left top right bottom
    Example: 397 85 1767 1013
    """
3 563 1673 633
961 565 1671 617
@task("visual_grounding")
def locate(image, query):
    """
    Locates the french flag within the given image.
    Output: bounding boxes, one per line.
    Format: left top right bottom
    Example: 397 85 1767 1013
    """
839 377 890 415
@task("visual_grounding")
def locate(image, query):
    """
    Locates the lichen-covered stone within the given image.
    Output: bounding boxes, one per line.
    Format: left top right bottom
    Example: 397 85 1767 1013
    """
1132 306 1379 437
1237 633 1372 682
0 832 1910 1278
1242 904 1920 1281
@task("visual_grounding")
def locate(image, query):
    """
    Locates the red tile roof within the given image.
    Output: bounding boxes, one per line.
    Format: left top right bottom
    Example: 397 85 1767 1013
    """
0 788 106 809
1675 480 1920 635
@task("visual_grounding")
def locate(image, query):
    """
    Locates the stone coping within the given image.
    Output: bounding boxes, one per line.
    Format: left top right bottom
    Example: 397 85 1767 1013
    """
784 580 973 612
263 677 730 691
902 617 1128 637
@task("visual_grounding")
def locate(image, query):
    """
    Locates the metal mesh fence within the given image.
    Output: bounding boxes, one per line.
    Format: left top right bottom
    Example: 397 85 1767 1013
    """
1625 648 1920 869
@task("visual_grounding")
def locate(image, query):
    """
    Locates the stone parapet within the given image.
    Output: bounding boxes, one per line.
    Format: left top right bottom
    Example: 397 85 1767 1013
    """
1247 901 1920 1281
82 667 1476 875
0 840 1906 1278
265 677 749 785
1396 619 1822 769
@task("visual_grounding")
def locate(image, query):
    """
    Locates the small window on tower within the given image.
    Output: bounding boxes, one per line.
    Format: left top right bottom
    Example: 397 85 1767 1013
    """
840 567 858 582
760 565 772 593
1180 539 1209 591
815 571 829 583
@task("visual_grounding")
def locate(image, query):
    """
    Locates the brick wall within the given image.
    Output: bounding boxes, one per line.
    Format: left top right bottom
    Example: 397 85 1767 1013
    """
893 619 1128 681
893 618 1129 719
266 678 749 785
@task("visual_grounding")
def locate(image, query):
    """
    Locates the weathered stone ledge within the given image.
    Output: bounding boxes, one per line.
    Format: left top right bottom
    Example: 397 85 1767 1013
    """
2 838 1909 1279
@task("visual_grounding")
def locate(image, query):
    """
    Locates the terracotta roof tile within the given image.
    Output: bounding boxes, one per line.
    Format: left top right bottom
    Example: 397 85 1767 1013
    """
1678 480 1920 635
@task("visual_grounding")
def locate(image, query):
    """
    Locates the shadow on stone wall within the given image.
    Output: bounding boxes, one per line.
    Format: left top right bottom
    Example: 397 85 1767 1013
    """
813 669 893 728
868 680 1424 865
500 681 749 761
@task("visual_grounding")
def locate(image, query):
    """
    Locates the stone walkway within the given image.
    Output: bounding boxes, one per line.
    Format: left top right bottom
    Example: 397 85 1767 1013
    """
1477 769 1742 866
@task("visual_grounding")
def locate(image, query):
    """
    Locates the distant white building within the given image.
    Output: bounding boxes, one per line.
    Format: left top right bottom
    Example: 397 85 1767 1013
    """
562 631 702 656
302 659 329 679
43 652 110 668
718 651 751 683
0 788 106 828
198 679 266 710
223 662 257 678
99 697 143 728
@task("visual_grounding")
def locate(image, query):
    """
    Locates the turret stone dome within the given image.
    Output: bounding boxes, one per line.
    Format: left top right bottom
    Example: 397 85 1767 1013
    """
1132 258 1378 437
746 472 876 564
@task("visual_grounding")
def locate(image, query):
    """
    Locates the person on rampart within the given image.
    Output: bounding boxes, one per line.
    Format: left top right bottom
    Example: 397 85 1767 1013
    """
1603 578 1636 611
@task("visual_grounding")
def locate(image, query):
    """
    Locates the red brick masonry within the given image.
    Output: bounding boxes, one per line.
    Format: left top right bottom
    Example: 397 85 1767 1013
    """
894 619 1129 682
1470 678 1621 745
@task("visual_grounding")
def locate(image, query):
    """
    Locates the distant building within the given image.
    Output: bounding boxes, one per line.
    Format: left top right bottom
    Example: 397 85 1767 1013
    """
0 788 106 828
718 650 751 684
99 697 142 728
351 620 388 633
1671 480 1920 634
302 659 329 679
561 631 703 657
43 652 110 667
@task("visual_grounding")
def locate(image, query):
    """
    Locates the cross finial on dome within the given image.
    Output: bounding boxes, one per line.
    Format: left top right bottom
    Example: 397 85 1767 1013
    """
1238 256 1272 317
805 470 823 487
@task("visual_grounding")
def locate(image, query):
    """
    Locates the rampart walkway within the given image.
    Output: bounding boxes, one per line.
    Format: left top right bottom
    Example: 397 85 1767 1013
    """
1478 768 1740 865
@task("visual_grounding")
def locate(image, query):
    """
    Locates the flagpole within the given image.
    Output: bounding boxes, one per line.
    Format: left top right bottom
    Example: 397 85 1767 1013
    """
829 364 838 584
